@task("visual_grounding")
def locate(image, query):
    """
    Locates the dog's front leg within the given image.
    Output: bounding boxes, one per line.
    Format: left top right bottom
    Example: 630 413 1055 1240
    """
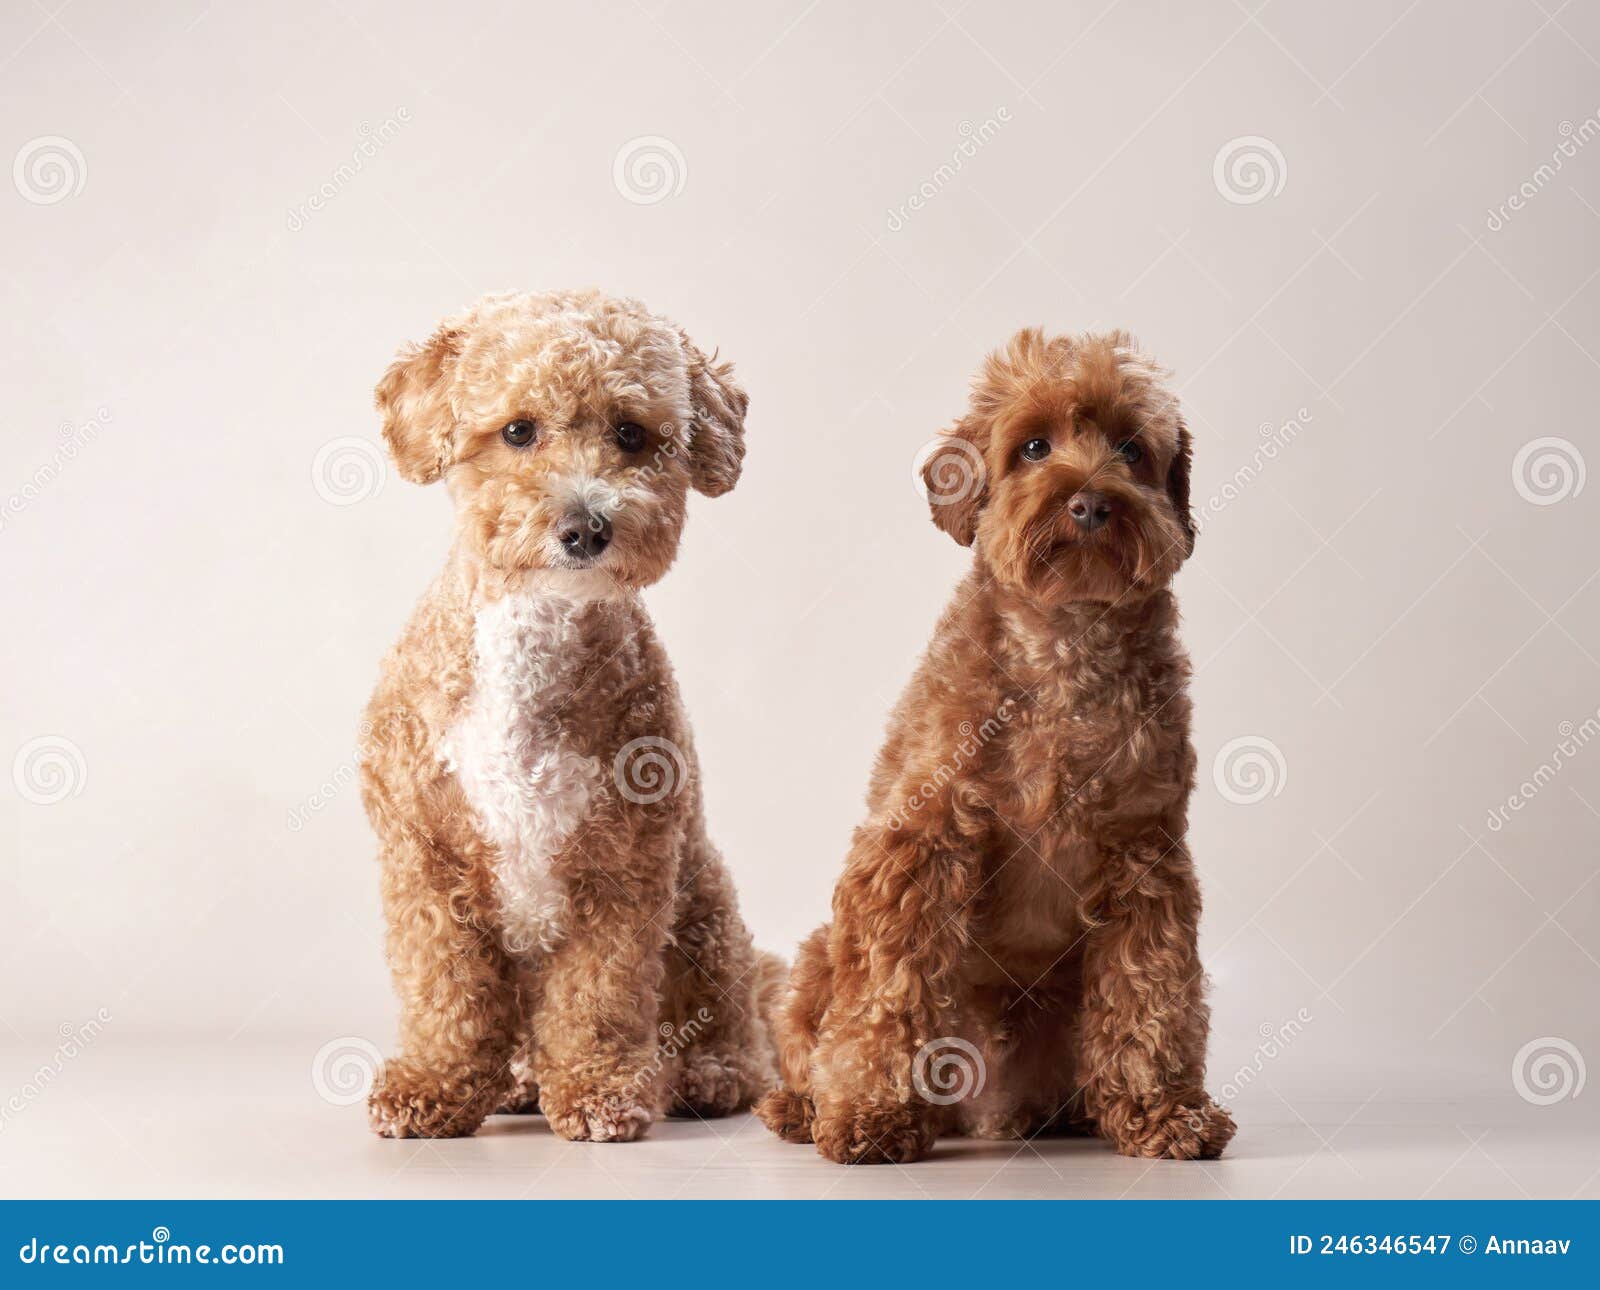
808 823 979 1165
533 819 677 1144
368 831 521 1140
1076 832 1236 1160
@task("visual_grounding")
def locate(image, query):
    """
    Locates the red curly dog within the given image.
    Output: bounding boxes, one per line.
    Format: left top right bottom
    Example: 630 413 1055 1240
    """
758 329 1236 1165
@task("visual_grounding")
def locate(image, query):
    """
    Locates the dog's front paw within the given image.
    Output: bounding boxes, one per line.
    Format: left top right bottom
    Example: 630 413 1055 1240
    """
541 1086 653 1143
1107 1095 1236 1160
755 1087 815 1143
812 1099 937 1165
367 1061 495 1140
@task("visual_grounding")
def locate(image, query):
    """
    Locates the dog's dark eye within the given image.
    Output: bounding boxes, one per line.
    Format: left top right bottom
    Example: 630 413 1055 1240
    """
1116 439 1142 465
1021 438 1051 462
501 419 537 448
615 422 647 454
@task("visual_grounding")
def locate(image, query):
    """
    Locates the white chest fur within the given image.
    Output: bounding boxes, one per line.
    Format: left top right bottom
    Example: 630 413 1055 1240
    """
444 587 608 956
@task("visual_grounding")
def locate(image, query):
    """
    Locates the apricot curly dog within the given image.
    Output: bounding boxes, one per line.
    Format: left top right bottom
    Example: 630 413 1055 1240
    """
757 329 1236 1165
361 288 780 1141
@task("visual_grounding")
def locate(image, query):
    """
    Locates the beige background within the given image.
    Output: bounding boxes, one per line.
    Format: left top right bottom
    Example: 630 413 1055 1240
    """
2 0 1597 1197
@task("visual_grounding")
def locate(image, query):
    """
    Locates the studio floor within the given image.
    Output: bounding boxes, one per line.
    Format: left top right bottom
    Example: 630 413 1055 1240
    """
2 1040 1596 1201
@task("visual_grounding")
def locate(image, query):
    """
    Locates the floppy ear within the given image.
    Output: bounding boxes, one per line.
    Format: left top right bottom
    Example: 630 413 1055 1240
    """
374 324 463 485
680 333 748 497
920 415 989 547
920 328 1050 546
1166 417 1195 556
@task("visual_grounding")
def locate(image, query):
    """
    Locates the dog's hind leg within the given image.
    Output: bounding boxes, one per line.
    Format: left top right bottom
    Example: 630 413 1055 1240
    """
754 924 831 1143
493 970 544 1115
659 834 781 1119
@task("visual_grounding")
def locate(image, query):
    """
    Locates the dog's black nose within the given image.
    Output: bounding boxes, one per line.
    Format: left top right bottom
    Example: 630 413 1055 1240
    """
1067 490 1112 531
558 513 613 560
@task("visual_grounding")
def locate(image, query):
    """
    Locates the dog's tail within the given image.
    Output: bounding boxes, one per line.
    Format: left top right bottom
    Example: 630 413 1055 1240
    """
753 948 788 1055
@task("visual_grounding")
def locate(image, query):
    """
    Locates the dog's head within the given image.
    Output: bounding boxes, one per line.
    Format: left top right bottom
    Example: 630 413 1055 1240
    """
376 288 747 590
920 329 1195 605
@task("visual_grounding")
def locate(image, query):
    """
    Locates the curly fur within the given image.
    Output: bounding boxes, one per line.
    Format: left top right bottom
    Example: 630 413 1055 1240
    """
757 330 1236 1164
361 288 777 1141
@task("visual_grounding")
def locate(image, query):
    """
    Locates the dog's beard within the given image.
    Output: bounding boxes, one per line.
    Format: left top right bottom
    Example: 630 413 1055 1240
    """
474 498 684 591
1004 498 1187 606
479 505 563 574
